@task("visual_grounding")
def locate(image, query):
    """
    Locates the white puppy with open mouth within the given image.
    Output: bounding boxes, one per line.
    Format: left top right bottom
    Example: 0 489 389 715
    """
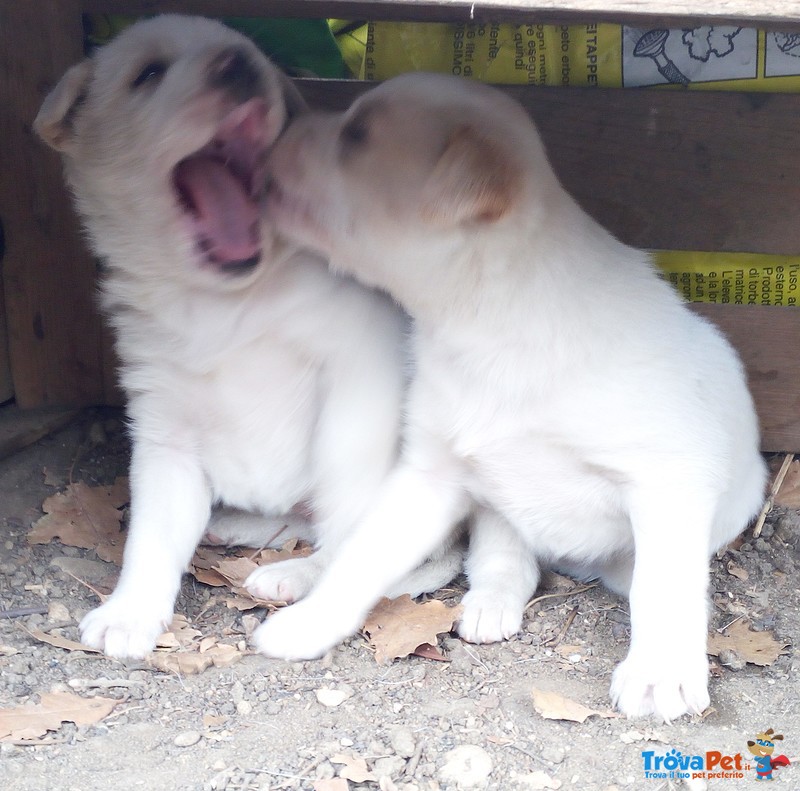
256 73 766 720
35 18 459 660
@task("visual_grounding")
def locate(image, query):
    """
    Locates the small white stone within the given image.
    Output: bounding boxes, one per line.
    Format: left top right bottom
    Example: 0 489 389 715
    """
389 725 416 759
438 745 493 788
316 687 349 707
236 700 253 716
683 779 707 791
374 755 406 778
518 771 562 789
47 601 70 622
173 730 201 747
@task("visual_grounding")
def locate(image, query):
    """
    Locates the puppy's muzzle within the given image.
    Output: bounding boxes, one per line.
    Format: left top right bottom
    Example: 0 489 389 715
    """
208 47 261 104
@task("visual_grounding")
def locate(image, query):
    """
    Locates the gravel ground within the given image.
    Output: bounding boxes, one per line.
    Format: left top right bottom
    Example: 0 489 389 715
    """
0 409 798 790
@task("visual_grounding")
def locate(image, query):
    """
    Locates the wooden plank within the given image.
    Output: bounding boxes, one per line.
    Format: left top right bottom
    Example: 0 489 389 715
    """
692 304 800 452
80 0 800 29
297 79 800 255
0 267 14 404
0 0 109 408
0 404 79 461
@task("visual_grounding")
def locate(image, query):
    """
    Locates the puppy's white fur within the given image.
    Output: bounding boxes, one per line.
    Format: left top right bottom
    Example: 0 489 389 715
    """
258 73 766 720
35 19 458 659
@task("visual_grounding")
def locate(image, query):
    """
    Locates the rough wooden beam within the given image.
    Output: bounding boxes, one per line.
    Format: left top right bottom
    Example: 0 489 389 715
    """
0 0 109 408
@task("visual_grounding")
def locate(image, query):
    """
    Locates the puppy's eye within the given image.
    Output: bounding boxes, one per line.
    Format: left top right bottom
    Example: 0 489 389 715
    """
132 61 167 89
341 118 369 147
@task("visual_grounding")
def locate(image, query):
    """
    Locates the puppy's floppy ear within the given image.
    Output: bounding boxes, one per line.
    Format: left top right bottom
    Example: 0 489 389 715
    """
34 60 93 153
421 124 520 226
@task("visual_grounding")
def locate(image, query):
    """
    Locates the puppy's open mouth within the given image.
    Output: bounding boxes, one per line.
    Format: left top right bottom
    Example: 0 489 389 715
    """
173 98 269 274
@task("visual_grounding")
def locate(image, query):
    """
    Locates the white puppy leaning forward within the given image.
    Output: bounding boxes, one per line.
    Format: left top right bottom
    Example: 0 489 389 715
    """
35 19 459 660
257 73 766 720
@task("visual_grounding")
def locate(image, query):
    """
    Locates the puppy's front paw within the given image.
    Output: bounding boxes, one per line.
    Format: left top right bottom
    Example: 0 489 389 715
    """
251 599 356 660
610 650 710 722
457 588 524 644
245 557 319 603
80 595 172 659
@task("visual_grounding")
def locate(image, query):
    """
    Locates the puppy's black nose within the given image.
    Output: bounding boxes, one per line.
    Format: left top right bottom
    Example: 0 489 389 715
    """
208 47 261 102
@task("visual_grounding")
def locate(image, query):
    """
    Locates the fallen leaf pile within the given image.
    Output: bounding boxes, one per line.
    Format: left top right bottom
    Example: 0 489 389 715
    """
707 619 790 666
22 480 460 680
23 478 791 698
190 542 312 610
362 595 463 664
0 692 117 743
144 615 243 674
27 477 130 564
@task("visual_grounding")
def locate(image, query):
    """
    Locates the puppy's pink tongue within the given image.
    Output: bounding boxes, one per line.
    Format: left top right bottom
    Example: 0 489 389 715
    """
175 156 260 263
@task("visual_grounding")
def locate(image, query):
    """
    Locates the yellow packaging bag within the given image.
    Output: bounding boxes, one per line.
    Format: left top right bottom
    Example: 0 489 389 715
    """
656 252 800 306
362 22 800 92
357 23 800 306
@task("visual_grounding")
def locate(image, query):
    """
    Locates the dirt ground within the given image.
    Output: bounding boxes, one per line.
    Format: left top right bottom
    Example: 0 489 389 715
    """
0 408 798 791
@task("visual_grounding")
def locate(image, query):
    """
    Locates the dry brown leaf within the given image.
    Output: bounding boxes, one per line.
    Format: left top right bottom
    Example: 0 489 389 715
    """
0 691 117 742
191 567 229 588
210 556 260 588
154 614 202 650
726 561 749 581
188 542 313 607
28 478 129 564
707 620 789 666
202 714 229 728
531 687 615 723
775 460 800 508
206 643 242 668
313 779 349 791
190 547 247 588
145 651 214 675
363 595 463 664
412 642 449 662
27 629 101 654
555 644 584 658
540 572 578 591
225 595 264 611
145 642 242 674
331 753 376 783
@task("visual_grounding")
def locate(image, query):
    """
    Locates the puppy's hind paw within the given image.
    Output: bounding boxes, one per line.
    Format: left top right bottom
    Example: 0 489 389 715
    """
80 596 172 660
610 652 710 722
457 588 524 644
245 557 320 603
